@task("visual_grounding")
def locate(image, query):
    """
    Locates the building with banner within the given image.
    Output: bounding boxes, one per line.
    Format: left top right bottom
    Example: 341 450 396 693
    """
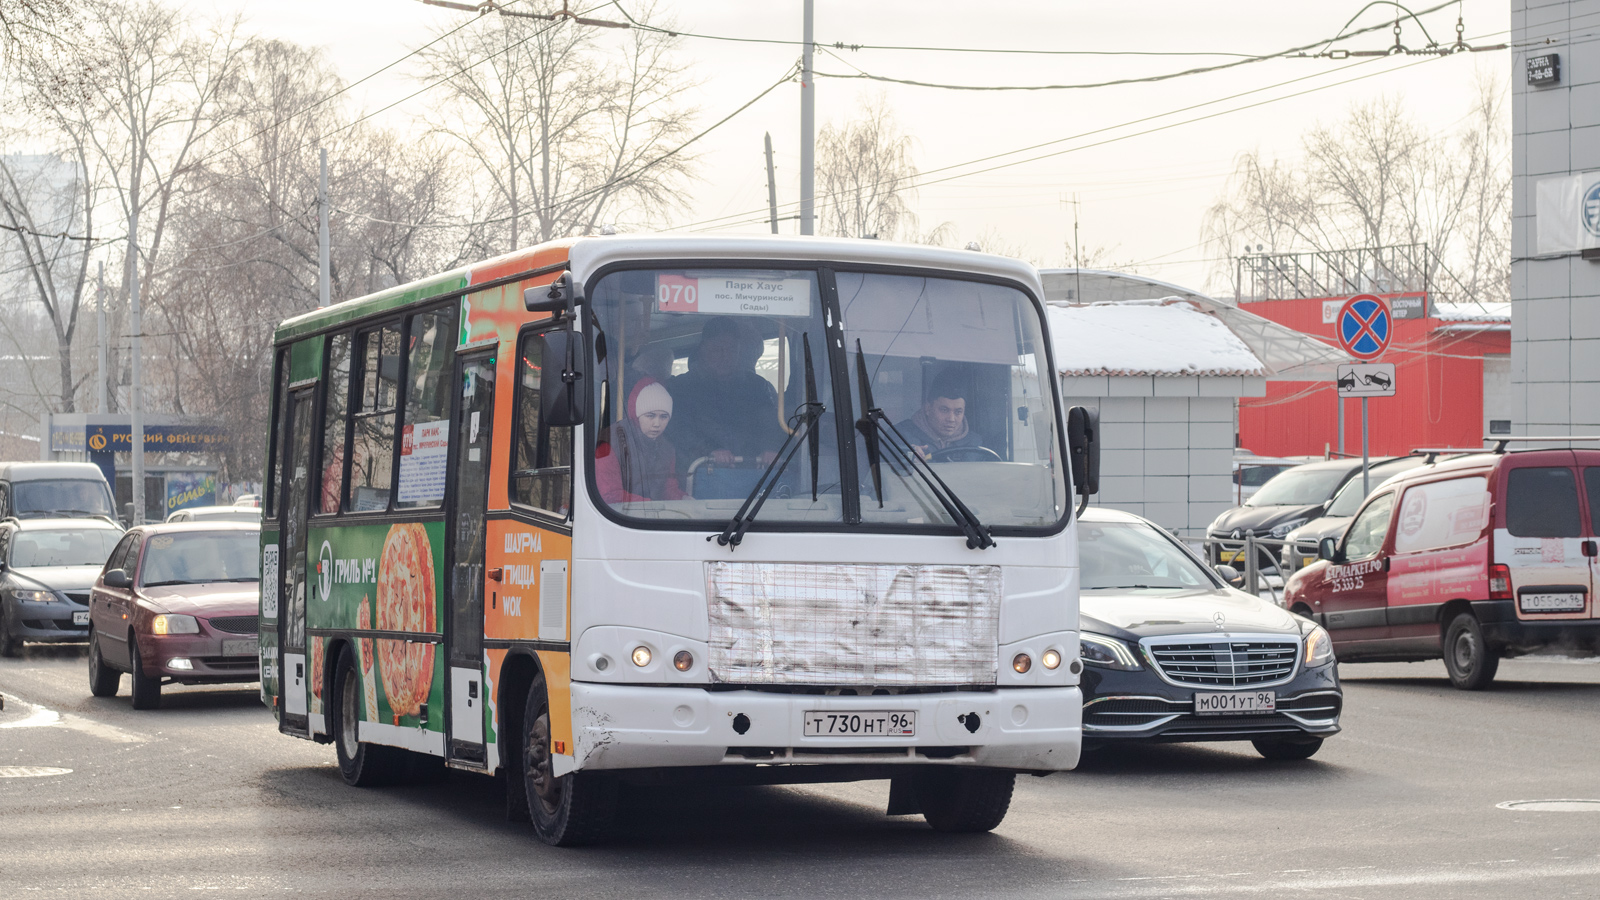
41 413 232 522
1515 0 1600 436
1229 246 1510 459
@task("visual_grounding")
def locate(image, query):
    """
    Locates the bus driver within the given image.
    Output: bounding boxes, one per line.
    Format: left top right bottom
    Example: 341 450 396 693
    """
897 372 985 459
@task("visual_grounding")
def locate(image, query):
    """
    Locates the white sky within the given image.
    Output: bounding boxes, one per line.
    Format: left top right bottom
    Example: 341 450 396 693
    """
225 0 1513 294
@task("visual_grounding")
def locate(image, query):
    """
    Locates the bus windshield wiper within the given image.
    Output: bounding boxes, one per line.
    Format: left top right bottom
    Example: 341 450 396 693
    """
854 341 994 550
715 334 825 549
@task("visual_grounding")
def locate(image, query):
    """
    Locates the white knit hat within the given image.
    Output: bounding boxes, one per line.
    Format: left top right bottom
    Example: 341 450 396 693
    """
632 380 673 418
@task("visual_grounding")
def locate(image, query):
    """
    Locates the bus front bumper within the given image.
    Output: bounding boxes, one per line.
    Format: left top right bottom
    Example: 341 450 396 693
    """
566 683 1082 773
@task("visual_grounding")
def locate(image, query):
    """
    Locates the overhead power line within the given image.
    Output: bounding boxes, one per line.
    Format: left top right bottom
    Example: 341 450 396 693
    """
678 49 1457 236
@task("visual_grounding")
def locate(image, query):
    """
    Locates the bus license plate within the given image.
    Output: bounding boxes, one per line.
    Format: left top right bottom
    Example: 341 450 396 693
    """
1521 592 1586 613
223 639 259 657
1194 691 1275 715
803 711 915 737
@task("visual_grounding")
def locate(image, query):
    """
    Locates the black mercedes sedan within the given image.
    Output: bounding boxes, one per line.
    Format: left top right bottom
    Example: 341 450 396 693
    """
1079 508 1341 760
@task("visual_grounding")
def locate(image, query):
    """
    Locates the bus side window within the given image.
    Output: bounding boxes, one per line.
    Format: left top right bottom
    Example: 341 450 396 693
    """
346 324 402 512
510 329 573 519
319 333 352 514
395 306 454 510
266 350 290 519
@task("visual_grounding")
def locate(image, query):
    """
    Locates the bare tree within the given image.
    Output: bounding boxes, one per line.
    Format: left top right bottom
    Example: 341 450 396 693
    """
816 95 918 241
416 0 697 250
162 38 472 482
1205 82 1511 304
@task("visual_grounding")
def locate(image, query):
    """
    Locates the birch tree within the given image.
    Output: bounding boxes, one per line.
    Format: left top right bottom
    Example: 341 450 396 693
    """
816 95 918 242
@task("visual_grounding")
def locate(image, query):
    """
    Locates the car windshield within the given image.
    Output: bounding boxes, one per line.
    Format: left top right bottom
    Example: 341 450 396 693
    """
8 528 122 567
1324 458 1425 517
1080 521 1216 590
13 480 115 517
139 531 261 586
585 266 1065 532
1245 467 1347 507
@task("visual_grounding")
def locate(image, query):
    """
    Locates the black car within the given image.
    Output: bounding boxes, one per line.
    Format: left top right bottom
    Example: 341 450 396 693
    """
1207 456 1402 572
1079 508 1341 759
1278 456 1430 572
0 518 125 656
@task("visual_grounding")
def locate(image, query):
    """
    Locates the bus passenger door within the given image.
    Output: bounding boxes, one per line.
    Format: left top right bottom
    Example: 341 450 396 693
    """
279 388 315 737
445 351 495 765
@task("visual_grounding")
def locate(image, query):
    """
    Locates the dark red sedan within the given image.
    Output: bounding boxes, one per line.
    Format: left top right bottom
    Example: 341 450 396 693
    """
86 522 261 709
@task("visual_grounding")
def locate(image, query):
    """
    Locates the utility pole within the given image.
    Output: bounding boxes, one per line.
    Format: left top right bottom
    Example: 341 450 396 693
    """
128 177 145 525
318 148 331 307
96 261 107 414
764 133 780 235
799 0 814 236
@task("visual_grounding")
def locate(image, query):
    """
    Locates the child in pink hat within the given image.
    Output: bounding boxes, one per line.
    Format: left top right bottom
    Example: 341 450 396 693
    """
596 377 687 503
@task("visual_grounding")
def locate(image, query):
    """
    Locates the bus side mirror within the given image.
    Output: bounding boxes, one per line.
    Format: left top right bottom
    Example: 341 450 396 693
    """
524 272 578 313
539 330 585 427
1318 537 1341 563
1067 406 1100 497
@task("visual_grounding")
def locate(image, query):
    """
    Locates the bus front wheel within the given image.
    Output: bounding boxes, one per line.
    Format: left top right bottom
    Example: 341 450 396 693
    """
523 673 617 846
914 768 1016 833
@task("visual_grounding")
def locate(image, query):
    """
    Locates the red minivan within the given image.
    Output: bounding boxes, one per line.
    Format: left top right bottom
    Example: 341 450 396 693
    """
1283 447 1600 690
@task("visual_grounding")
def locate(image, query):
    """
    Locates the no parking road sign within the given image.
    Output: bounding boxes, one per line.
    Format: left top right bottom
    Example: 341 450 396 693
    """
1336 294 1392 360
1336 363 1396 398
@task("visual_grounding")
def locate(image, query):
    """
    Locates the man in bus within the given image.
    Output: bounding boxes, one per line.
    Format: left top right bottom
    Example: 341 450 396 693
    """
667 316 785 473
896 371 984 459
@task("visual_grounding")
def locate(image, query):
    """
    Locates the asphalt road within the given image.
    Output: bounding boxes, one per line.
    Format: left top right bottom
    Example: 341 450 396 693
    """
3 646 1599 899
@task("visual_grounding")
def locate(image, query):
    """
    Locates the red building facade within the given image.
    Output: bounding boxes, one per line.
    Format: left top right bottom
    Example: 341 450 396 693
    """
1237 293 1510 458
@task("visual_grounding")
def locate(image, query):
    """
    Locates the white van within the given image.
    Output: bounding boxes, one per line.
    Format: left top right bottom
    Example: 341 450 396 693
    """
0 463 118 522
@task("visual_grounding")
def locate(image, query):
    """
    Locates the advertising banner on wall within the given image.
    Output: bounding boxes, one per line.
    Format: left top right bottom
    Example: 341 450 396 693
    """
165 471 217 514
1535 171 1600 255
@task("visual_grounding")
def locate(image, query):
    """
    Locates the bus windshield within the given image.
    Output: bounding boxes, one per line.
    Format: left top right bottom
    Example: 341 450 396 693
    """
586 266 1065 532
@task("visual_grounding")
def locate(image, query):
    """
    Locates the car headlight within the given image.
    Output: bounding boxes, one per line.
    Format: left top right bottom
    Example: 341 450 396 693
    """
1303 625 1334 667
11 589 55 603
151 614 199 635
1270 518 1308 539
1080 634 1142 670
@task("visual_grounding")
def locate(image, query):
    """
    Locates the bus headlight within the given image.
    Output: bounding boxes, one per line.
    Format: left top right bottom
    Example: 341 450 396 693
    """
673 650 693 671
1012 653 1032 674
1041 649 1062 670
631 646 652 667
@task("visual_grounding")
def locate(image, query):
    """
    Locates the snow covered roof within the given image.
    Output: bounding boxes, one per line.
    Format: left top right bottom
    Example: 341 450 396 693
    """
1048 300 1266 377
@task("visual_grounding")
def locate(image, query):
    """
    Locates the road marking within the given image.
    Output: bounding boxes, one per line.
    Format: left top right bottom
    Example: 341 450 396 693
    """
1498 799 1600 812
0 765 72 778
0 693 147 743
1036 857 1600 897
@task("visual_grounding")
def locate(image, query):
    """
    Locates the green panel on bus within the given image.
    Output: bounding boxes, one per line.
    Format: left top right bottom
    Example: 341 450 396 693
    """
289 335 322 383
275 273 471 343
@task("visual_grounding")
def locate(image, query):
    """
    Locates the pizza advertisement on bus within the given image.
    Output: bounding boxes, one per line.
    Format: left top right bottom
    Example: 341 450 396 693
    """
304 521 445 729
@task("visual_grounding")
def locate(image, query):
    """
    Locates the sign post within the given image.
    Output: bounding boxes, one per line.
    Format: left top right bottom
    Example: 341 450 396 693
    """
1335 295 1393 496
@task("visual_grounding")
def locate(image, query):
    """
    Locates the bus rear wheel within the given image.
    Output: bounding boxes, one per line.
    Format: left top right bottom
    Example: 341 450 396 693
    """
331 647 404 786
913 768 1015 833
523 674 616 846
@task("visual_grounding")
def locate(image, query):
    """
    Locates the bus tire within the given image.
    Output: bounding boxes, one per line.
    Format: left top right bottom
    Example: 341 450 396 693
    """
128 635 161 710
331 647 404 786
524 674 616 846
1443 612 1499 691
913 767 1015 833
88 629 121 697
